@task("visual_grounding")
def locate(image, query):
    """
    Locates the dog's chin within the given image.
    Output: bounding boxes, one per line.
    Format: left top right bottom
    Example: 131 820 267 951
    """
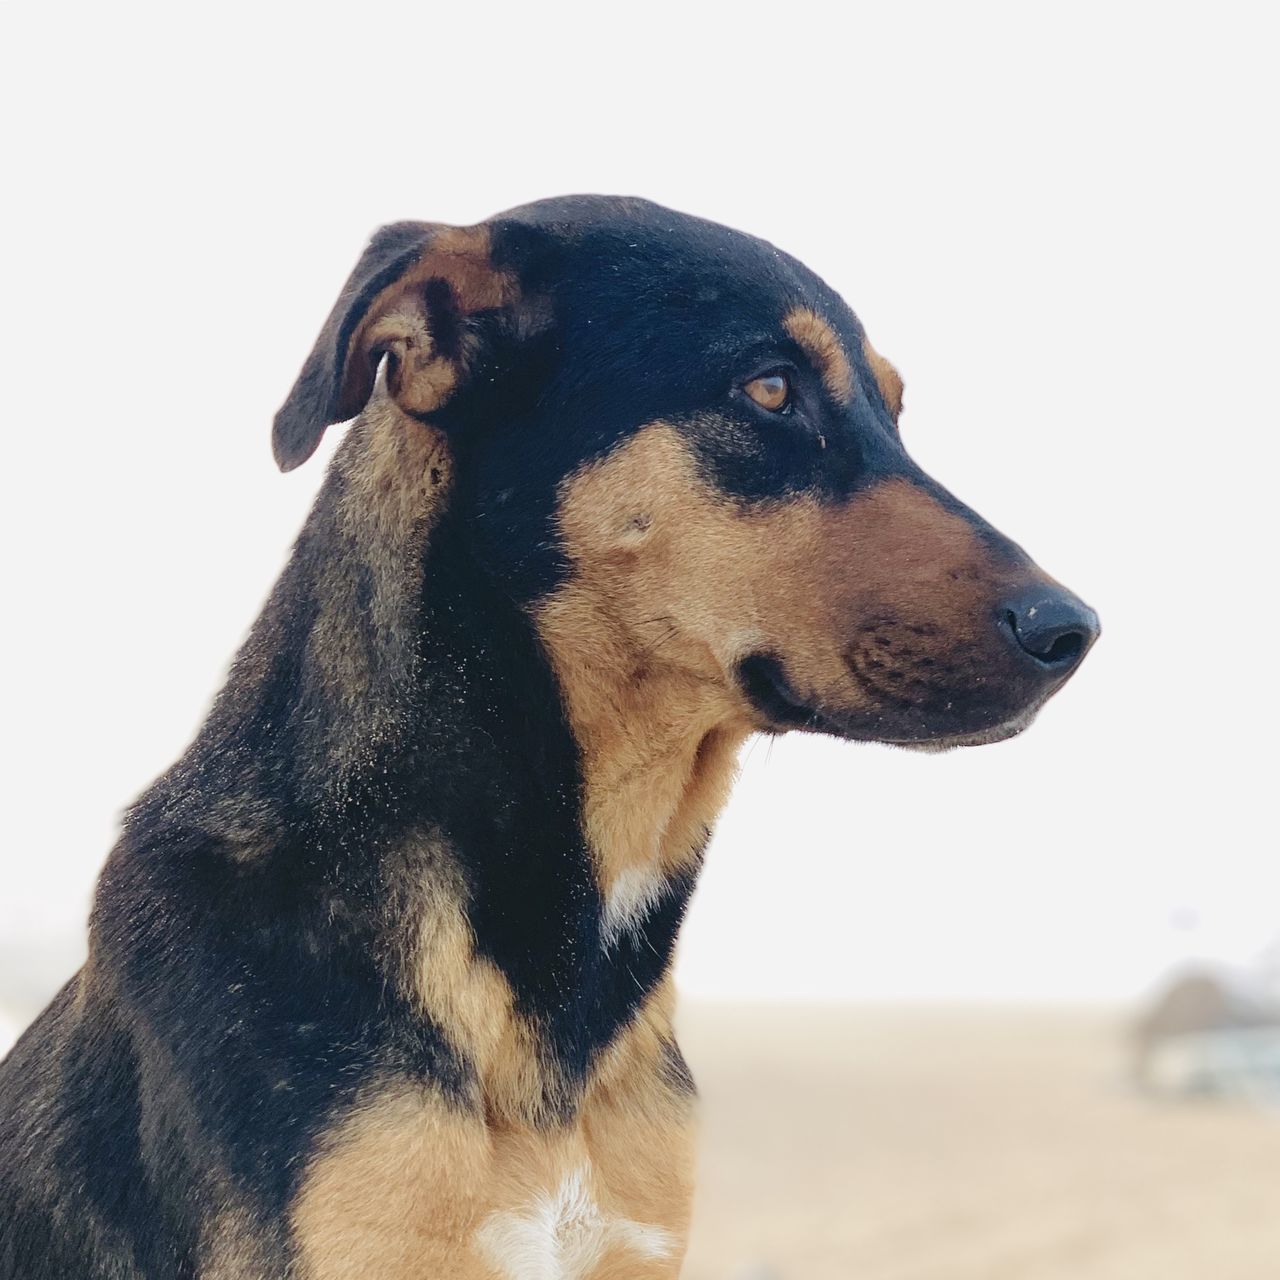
736 653 1041 752
886 710 1039 753
827 707 1038 754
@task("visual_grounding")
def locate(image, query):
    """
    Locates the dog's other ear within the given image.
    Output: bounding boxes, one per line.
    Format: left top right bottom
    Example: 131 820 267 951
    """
272 222 522 471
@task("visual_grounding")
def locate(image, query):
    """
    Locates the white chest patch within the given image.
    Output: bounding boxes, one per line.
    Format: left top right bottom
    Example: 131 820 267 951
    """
475 1167 675 1280
601 867 668 950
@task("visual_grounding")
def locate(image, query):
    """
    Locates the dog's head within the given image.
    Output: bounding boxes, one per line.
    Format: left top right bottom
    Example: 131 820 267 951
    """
275 196 1097 750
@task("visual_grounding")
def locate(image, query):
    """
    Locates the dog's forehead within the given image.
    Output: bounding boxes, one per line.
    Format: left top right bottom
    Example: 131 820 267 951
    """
492 195 863 354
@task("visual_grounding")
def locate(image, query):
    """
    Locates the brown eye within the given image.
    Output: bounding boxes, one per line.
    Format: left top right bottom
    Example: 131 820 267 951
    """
743 372 791 413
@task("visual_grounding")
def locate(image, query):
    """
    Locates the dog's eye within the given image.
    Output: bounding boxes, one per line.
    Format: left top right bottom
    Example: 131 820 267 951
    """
743 372 792 414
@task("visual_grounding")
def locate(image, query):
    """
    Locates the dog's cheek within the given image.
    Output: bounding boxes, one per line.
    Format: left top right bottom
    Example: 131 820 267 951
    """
544 425 746 677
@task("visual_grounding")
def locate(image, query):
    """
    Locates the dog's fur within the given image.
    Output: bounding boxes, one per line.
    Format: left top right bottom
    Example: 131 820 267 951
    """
0 196 1096 1278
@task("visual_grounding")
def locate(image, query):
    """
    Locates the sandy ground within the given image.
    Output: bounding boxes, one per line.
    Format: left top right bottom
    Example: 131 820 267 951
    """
677 1005 1280 1280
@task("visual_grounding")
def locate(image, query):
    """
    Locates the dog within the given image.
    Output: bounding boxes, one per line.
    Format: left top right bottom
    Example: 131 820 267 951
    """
0 195 1098 1278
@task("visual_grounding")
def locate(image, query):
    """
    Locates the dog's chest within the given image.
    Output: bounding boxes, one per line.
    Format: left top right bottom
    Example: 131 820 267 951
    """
475 1166 677 1279
286 1058 694 1280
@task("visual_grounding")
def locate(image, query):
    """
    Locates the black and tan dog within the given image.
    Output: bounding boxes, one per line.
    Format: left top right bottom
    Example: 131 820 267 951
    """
0 196 1097 1278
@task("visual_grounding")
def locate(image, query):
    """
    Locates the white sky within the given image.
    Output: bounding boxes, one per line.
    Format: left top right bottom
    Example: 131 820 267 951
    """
1 3 1276 1012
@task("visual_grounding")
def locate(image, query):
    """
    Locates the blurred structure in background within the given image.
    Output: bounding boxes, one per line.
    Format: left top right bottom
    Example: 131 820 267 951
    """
1134 958 1280 1105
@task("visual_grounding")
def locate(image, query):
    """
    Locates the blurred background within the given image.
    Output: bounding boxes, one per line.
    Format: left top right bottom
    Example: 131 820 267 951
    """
2 3 1277 1276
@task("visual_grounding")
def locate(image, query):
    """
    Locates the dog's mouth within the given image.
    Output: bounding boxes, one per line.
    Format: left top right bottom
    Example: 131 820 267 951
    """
735 654 852 736
735 652 1040 750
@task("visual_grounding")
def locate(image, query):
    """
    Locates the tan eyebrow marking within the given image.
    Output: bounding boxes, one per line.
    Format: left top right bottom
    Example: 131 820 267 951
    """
862 335 904 422
783 307 856 404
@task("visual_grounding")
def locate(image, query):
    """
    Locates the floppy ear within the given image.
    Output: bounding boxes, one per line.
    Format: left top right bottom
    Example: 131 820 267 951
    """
272 222 522 471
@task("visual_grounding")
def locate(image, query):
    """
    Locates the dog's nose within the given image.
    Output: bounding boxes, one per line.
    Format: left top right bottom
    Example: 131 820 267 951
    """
1001 590 1099 672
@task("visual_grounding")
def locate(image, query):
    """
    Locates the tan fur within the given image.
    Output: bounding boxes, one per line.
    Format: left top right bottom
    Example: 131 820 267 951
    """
290 988 693 1280
201 1203 277 1280
535 453 753 900
539 424 1023 781
784 306 856 403
290 1081 491 1279
863 334 905 421
406 843 564 1125
347 226 522 419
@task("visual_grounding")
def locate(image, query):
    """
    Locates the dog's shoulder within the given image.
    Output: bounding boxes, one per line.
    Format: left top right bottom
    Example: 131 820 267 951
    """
0 971 214 1277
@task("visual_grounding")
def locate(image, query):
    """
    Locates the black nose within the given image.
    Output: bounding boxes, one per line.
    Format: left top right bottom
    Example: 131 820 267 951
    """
1001 590 1100 671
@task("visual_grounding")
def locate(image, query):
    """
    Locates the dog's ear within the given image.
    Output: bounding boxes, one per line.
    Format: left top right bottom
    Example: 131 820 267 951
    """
272 222 524 471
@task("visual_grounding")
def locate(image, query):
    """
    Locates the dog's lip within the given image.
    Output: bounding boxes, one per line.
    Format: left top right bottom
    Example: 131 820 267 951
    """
736 651 1039 748
736 653 848 735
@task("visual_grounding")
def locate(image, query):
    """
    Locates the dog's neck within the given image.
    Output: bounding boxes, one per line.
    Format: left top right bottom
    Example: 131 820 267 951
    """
137 404 745 1114
534 595 749 940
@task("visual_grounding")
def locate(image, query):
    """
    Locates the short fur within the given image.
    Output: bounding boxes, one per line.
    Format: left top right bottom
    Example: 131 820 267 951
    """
0 195 1096 1278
